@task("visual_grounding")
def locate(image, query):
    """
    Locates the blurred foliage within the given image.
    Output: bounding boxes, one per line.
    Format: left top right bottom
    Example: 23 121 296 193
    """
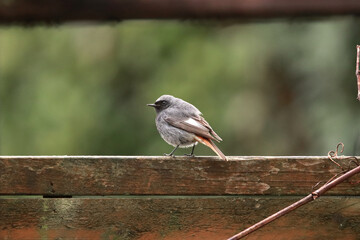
0 18 360 156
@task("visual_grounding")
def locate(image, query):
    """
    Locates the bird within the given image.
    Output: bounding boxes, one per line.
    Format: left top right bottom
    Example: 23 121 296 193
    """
147 95 227 161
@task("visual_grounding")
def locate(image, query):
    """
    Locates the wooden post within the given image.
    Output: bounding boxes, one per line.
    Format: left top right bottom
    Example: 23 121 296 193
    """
356 45 360 100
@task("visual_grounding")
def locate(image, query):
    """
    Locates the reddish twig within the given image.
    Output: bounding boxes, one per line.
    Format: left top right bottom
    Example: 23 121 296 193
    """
227 164 360 240
327 142 345 170
356 45 360 100
227 143 360 240
326 142 360 185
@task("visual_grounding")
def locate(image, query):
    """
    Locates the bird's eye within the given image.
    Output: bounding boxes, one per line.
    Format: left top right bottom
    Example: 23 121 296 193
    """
155 100 168 108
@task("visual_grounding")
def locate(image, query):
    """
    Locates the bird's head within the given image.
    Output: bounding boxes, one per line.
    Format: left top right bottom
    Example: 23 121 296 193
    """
147 95 174 113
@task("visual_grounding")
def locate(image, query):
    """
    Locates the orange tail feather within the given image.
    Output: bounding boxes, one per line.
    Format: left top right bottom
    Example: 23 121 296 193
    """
195 136 227 161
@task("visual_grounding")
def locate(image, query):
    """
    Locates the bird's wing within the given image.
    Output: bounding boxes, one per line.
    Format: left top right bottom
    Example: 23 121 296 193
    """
192 116 223 142
164 115 222 142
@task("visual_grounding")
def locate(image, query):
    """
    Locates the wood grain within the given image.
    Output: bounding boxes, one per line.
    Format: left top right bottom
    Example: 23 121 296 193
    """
0 197 359 240
1 0 360 23
0 156 359 196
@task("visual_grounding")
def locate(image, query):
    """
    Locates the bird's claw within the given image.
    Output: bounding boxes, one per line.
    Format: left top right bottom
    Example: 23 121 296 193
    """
164 153 175 157
184 153 195 157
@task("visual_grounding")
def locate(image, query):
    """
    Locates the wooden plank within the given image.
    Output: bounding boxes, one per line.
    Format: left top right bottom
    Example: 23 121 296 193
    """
0 156 359 196
0 197 359 240
1 0 360 23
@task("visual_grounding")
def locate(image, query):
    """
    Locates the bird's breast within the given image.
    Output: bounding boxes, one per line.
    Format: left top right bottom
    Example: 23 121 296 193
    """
155 115 196 147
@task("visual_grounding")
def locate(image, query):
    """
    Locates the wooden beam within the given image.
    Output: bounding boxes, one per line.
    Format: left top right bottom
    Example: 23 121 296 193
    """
1 156 359 196
1 0 360 23
1 156 360 239
0 197 359 239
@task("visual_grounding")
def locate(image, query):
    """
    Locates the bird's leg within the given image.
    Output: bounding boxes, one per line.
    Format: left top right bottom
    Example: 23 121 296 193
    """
185 144 196 157
164 145 179 157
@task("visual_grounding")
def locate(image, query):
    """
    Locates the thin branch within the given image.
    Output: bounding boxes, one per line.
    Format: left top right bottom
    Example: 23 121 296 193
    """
327 142 345 170
227 163 360 240
356 45 360 100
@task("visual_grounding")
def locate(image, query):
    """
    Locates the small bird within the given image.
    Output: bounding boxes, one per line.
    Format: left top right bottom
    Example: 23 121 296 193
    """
147 95 227 161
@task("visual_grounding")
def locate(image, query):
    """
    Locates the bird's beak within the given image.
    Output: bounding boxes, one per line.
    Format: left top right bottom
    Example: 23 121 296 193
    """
147 103 157 107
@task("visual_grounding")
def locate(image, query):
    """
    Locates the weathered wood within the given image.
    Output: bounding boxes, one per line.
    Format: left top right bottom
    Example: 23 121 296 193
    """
1 0 360 23
0 197 359 240
229 164 360 240
0 156 359 196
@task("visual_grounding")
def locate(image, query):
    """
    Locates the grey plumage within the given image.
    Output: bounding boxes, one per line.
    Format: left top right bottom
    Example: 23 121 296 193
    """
147 95 227 160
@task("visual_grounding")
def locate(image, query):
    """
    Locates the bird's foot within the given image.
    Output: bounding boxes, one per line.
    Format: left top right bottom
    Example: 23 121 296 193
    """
164 153 175 157
184 153 195 157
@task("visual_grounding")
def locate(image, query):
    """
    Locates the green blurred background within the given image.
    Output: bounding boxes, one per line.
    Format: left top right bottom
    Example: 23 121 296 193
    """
0 18 359 156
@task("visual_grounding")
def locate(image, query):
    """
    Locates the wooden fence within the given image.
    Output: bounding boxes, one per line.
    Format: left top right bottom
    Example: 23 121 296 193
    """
1 156 360 239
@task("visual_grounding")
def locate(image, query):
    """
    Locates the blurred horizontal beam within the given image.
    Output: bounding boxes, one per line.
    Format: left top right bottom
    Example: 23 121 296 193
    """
1 0 360 23
1 156 360 196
